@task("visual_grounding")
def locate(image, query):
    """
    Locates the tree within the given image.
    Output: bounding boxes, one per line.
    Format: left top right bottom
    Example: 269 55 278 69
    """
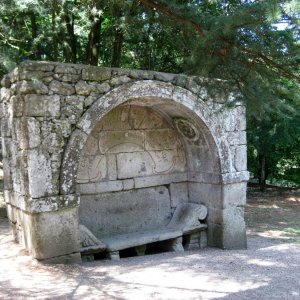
139 0 300 188
0 0 299 188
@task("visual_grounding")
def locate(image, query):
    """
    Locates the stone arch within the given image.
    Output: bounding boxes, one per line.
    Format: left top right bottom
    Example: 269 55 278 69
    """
60 80 231 195
2 61 248 263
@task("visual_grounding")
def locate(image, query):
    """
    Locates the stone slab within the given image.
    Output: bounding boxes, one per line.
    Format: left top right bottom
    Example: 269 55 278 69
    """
29 208 81 260
107 154 117 180
134 173 188 189
28 149 53 198
169 182 189 208
122 179 134 190
79 186 171 238
117 151 186 179
116 152 154 178
99 131 144 154
78 180 123 194
144 129 179 150
24 94 60 117
102 228 182 251
82 67 111 81
77 155 107 183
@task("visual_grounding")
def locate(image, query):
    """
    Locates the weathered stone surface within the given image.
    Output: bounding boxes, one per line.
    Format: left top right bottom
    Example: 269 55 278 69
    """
99 131 144 154
49 80 75 95
110 75 131 86
101 202 207 253
19 70 53 81
1 61 248 263
30 208 81 259
1 75 11 88
98 105 132 131
60 129 88 194
144 129 179 150
54 73 81 83
65 95 84 110
116 152 155 178
167 203 208 230
78 180 123 194
55 65 80 75
82 67 111 81
188 172 222 184
28 194 79 213
134 173 188 189
188 182 222 210
94 82 111 94
79 224 106 252
19 80 48 94
75 80 93 96
28 149 53 198
11 95 24 117
154 72 176 82
22 61 55 72
227 131 247 145
77 155 107 183
221 171 249 184
0 87 12 103
234 145 247 171
79 186 171 238
103 228 182 252
81 135 99 156
84 95 97 107
122 179 134 190
169 182 188 208
107 154 117 180
222 182 247 208
24 94 60 117
28 118 41 148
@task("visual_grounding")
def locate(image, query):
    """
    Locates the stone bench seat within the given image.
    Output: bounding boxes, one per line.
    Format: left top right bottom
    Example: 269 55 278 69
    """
80 203 208 260
102 228 183 252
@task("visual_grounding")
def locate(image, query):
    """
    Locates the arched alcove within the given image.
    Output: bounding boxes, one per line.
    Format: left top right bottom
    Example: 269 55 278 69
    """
2 62 248 263
76 100 220 240
60 81 245 251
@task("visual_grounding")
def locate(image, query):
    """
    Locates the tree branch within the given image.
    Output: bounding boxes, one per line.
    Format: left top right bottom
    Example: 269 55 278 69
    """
140 0 300 82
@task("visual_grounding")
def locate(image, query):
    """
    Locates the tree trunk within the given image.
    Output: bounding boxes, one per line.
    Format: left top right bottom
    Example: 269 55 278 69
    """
86 17 102 65
64 12 77 63
30 12 41 59
51 0 58 60
258 154 266 191
111 28 124 67
111 0 140 67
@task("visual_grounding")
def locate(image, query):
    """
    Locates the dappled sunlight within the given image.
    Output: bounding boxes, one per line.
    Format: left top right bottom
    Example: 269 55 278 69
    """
286 196 300 202
246 258 284 267
256 230 292 239
108 267 268 298
1 187 300 300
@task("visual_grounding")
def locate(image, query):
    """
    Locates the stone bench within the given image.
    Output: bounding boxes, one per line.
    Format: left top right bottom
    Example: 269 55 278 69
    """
80 203 208 260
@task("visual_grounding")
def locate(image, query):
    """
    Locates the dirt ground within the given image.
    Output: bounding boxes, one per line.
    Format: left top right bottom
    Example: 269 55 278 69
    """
0 186 299 300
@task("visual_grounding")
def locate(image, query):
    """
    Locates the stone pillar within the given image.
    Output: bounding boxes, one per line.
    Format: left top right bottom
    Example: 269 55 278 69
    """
0 63 82 263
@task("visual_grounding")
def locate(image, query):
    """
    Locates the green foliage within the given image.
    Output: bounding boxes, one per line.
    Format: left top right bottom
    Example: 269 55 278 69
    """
0 0 299 187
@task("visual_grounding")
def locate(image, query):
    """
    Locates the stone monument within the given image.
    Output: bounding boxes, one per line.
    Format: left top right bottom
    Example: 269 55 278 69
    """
0 61 248 263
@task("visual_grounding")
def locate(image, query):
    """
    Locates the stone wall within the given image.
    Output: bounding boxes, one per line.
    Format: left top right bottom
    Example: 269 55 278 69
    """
78 105 187 237
0 61 249 263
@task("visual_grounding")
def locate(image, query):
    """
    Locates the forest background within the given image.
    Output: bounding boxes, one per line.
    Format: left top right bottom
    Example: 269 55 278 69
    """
0 0 299 190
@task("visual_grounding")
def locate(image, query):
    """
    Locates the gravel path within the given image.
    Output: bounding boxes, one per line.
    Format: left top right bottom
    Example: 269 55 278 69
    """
1 215 300 300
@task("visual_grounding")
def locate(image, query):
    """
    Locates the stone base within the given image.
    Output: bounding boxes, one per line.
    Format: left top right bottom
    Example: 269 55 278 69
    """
107 251 120 260
36 252 82 264
184 231 207 251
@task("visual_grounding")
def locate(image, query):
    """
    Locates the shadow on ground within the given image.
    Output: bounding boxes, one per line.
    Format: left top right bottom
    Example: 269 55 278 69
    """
0 187 299 299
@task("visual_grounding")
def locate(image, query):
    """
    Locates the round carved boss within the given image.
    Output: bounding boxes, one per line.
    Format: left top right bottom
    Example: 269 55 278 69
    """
173 118 199 141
